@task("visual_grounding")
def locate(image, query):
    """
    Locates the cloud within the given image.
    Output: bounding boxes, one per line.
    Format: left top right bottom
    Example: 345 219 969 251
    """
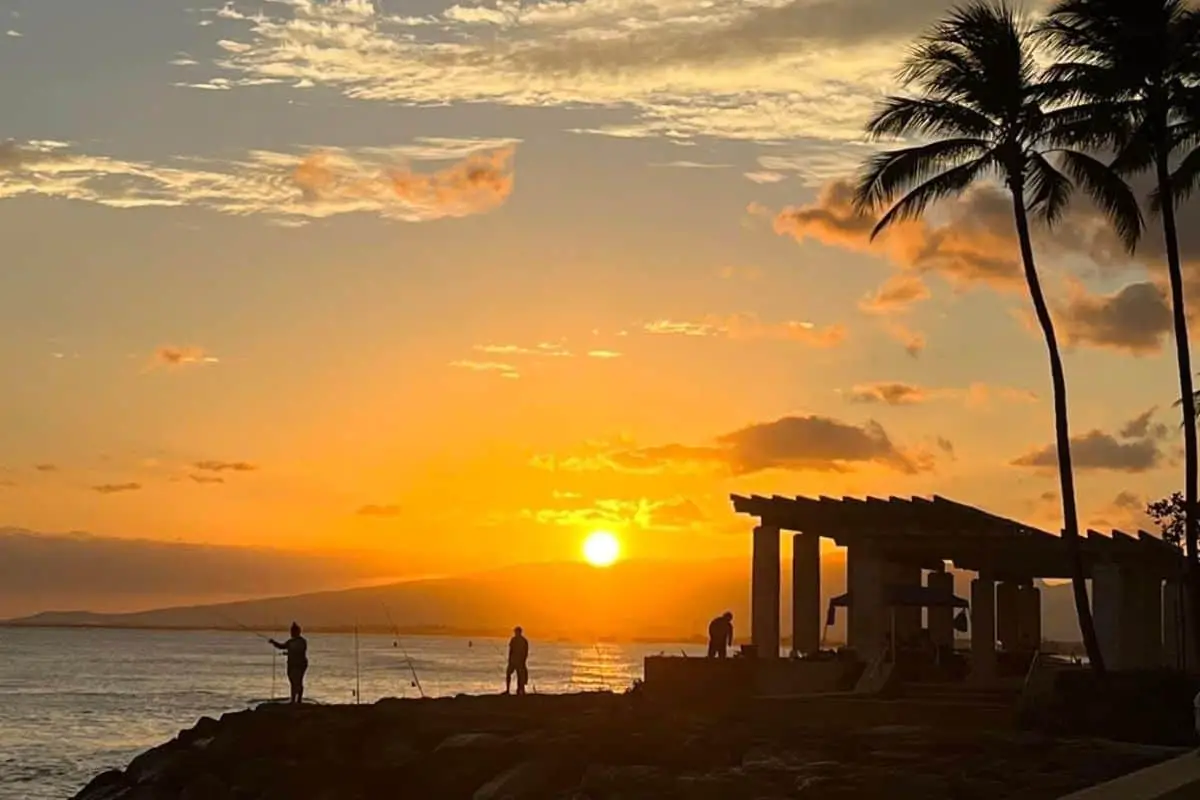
847 382 927 406
845 380 1037 408
1088 490 1157 532
152 346 219 368
472 342 570 358
92 483 142 494
194 0 954 143
745 171 786 184
642 314 846 347
356 504 402 518
717 265 764 281
33 464 57 472
587 350 622 359
859 274 931 314
449 360 520 378
193 460 258 473
0 138 516 225
883 320 926 358
522 494 708 532
536 415 938 476
188 474 225 485
1058 280 1172 355
1011 408 1168 473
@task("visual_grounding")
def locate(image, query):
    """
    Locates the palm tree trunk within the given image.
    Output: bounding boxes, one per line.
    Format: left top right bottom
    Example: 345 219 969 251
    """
1010 184 1107 674
1156 151 1199 670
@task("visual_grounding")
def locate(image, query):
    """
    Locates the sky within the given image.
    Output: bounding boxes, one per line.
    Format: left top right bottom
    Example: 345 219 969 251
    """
0 0 1195 602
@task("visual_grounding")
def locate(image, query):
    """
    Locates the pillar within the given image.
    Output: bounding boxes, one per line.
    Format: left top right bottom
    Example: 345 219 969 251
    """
996 581 1020 652
927 568 954 648
792 532 820 657
1164 578 1183 668
751 525 780 658
970 576 996 683
1015 583 1042 652
1092 563 1127 669
847 543 886 662
886 562 921 645
1128 575 1163 668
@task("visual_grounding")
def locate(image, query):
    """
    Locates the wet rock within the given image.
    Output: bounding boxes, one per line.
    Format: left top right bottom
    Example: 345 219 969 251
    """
75 769 130 800
179 772 229 800
437 732 509 752
473 760 557 800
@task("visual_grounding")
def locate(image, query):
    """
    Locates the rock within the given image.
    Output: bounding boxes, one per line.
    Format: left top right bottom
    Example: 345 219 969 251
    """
74 769 130 800
179 772 229 800
473 760 555 800
436 732 508 752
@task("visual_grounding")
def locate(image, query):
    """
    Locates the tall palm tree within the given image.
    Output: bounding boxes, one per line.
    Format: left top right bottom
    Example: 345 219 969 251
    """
1041 0 1200 667
853 1 1144 674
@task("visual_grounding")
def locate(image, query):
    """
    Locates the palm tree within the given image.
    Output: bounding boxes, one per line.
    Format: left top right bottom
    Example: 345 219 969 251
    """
853 0 1144 674
1041 0 1200 665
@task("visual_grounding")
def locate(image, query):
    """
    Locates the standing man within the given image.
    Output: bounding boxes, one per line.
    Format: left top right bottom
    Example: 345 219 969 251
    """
269 621 309 704
505 626 529 695
707 611 734 658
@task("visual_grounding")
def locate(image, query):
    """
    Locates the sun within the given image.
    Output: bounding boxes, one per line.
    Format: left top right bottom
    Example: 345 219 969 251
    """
582 531 621 567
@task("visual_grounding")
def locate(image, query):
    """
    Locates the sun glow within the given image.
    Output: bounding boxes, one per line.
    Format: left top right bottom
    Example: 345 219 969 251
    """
582 531 621 567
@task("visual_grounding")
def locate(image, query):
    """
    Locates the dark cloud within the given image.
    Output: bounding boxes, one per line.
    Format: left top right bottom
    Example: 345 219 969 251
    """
936 436 955 457
859 274 931 314
1059 281 1172 355
356 504 402 518
847 382 927 406
611 415 935 475
193 460 257 473
92 483 142 494
1112 490 1143 511
1011 409 1167 473
189 474 225 485
34 464 57 472
649 498 708 528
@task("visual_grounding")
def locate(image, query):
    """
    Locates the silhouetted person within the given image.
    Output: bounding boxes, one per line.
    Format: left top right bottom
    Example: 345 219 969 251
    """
270 622 308 704
707 611 733 658
506 626 529 695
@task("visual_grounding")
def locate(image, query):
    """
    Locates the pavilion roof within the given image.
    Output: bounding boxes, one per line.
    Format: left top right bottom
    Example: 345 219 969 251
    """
729 493 1182 580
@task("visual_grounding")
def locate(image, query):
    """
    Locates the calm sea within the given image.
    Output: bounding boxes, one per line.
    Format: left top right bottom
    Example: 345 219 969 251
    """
0 626 694 800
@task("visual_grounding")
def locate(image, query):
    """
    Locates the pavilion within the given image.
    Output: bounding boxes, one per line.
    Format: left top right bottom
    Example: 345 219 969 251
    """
731 494 1190 679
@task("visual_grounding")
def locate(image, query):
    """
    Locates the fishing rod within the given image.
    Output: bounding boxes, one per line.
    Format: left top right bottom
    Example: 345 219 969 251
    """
211 608 272 641
381 603 425 698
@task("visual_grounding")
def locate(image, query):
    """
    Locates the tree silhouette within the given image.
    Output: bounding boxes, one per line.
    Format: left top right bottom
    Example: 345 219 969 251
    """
853 1 1145 674
1041 0 1200 658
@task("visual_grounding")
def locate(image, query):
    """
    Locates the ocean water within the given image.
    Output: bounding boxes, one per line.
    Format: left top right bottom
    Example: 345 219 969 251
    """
0 626 694 800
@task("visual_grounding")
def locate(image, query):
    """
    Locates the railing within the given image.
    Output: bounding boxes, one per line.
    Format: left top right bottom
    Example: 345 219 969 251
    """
1021 648 1042 696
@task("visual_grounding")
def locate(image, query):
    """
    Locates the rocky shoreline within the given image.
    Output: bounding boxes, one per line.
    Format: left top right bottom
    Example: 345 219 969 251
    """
74 692 1185 799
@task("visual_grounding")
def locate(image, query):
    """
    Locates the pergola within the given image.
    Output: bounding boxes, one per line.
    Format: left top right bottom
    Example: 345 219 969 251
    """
730 493 1188 677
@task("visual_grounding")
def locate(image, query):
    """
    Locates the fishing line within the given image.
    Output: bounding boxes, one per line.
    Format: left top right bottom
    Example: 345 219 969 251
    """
381 603 425 698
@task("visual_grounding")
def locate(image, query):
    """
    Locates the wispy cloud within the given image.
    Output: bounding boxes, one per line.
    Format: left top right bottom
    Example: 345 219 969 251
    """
150 346 219 368
643 314 845 347
193 460 258 473
0 139 517 225
587 350 622 359
472 342 571 358
33 464 57 472
195 0 943 143
449 360 521 379
92 483 142 494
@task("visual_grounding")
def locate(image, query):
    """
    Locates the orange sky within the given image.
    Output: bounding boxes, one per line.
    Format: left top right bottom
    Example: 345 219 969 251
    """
0 0 1191 586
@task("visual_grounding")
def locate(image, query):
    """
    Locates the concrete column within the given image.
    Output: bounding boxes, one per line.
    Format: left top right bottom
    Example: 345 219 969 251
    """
751 525 781 658
1142 576 1164 668
996 581 1020 652
1092 563 1127 669
791 532 820 657
848 543 886 662
1164 579 1183 668
970 576 996 683
927 569 954 648
1016 583 1042 652
886 562 921 645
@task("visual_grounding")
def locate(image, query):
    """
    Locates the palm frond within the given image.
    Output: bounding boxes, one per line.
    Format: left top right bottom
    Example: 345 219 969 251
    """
1025 152 1073 226
868 156 992 239
1055 148 1143 252
853 139 992 215
1153 144 1200 211
864 96 997 140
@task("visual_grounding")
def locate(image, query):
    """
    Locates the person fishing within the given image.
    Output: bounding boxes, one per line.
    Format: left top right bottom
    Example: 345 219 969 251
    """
269 622 308 704
707 611 734 658
505 625 529 696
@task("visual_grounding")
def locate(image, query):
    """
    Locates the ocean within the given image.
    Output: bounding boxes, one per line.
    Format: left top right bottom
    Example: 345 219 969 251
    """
0 626 693 800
